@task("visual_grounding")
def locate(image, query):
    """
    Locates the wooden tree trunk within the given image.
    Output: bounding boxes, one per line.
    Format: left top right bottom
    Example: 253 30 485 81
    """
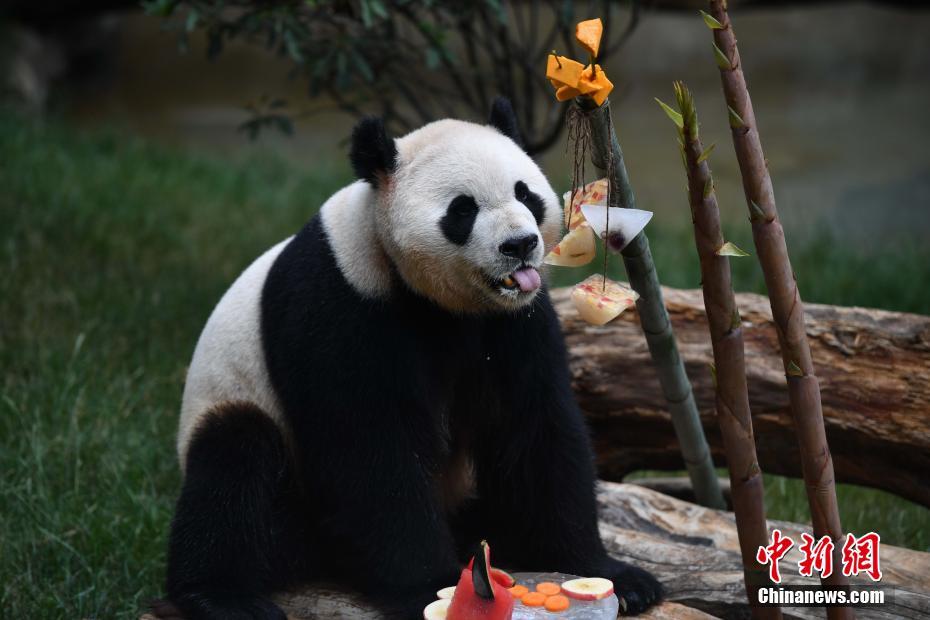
141 483 930 620
550 286 930 508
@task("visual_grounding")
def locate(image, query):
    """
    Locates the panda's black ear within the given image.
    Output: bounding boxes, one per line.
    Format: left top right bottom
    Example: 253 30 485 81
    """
350 117 397 188
488 97 524 150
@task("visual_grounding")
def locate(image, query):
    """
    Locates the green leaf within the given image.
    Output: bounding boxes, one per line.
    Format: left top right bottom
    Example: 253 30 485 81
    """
697 143 716 164
655 97 683 129
749 200 766 221
727 106 745 129
700 10 724 30
716 241 750 257
787 361 804 377
713 43 732 70
703 178 713 199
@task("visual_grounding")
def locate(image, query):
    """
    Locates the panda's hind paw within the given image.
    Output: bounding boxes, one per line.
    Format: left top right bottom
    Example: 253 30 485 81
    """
602 559 663 616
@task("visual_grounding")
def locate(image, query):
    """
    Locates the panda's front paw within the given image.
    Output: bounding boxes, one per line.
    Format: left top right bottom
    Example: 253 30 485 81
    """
601 558 663 616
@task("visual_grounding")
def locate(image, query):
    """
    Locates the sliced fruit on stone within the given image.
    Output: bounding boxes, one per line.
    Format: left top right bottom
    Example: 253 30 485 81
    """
560 577 615 601
544 224 596 267
436 586 456 600
535 582 561 596
423 598 451 620
520 591 547 607
571 274 639 326
580 204 653 253
545 594 571 612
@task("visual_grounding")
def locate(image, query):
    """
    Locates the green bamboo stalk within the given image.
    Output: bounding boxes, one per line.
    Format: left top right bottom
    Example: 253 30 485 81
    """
705 3 853 616
575 96 726 510
667 81 781 618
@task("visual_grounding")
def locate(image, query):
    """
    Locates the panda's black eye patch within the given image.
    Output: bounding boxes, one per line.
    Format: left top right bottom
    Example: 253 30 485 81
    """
514 181 544 225
440 195 479 246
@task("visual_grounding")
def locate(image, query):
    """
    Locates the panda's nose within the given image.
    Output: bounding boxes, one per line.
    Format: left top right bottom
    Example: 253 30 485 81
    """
499 234 539 261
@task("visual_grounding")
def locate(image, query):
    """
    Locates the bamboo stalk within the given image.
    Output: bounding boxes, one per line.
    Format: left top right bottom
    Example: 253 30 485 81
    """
670 81 781 618
705 3 854 616
575 96 726 510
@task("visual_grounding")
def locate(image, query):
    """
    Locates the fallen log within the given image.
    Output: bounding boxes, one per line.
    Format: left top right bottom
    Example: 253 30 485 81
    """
139 483 930 619
551 286 930 507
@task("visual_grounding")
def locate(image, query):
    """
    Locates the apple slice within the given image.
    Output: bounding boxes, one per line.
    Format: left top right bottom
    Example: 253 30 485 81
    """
560 577 615 601
544 224 596 267
436 586 456 600
571 275 639 326
423 598 451 619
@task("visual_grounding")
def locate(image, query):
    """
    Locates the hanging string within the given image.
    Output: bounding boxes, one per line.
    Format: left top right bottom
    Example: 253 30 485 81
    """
566 105 591 231
602 112 615 292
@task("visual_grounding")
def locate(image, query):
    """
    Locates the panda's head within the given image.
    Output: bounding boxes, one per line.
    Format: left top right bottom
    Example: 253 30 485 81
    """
350 98 560 314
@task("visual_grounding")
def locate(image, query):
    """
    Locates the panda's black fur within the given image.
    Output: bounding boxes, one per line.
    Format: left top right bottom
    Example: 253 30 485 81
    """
162 100 662 619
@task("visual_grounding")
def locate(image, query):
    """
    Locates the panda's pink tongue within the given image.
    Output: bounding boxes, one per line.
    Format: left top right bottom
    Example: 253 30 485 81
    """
512 266 541 292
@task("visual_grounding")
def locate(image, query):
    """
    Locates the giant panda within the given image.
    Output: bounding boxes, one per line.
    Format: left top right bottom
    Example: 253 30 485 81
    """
163 99 662 620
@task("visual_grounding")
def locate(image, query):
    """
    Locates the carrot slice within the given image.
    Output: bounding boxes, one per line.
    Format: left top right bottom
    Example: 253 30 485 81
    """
509 584 529 598
521 591 547 606
545 594 571 612
535 582 561 596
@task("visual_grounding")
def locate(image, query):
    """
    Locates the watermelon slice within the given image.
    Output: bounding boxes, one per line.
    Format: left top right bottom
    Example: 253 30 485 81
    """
447 541 514 620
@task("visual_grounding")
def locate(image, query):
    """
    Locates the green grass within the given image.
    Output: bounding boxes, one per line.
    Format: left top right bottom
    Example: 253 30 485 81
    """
1 113 927 618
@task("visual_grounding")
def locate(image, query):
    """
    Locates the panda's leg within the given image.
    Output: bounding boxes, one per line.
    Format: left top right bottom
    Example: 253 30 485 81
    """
164 402 311 620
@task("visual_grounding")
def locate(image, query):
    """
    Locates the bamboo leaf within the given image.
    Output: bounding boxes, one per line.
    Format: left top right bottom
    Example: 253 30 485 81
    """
697 143 716 163
716 241 750 257
703 178 713 199
730 308 741 330
727 106 745 129
749 200 766 221
713 43 733 70
700 10 724 30
709 363 717 387
655 97 683 129
787 361 804 377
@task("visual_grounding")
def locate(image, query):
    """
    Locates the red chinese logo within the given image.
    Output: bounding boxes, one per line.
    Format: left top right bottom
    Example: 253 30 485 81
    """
841 532 882 581
756 528 794 583
757 530 882 583
798 533 834 578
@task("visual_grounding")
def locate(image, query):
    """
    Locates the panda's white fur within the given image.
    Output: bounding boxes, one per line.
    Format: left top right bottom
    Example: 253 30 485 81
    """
178 119 559 462
177 239 290 464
